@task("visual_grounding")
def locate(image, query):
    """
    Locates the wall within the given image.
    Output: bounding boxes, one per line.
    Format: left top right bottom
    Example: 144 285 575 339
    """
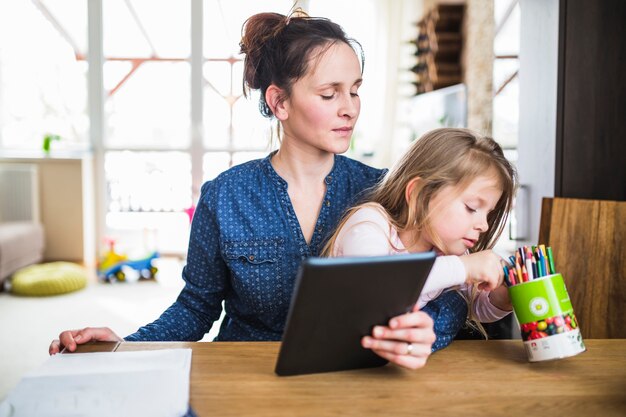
556 0 626 201
516 0 560 246
462 0 494 135
517 0 626 247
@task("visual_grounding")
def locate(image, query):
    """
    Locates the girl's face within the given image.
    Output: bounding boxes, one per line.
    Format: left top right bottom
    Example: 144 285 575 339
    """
421 172 503 256
280 42 362 155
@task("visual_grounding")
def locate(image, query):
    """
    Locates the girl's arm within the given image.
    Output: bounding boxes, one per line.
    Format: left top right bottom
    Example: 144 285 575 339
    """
457 250 511 323
488 285 513 311
337 206 468 308
462 285 512 323
333 205 396 257
417 256 466 308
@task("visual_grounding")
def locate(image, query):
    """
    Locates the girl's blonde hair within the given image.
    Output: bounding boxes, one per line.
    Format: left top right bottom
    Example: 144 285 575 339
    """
323 128 518 336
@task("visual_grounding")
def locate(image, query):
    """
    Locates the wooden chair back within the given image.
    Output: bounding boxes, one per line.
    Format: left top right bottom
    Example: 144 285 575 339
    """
538 197 626 338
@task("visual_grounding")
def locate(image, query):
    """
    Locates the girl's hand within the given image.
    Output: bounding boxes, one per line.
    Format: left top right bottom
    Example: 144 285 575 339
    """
488 285 513 311
459 250 504 291
49 327 123 355
361 304 436 370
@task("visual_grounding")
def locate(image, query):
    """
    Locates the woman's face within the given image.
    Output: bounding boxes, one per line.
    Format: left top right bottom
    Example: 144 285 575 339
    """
280 42 362 155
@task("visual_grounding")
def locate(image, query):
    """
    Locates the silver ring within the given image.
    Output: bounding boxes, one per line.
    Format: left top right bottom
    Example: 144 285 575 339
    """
406 343 414 355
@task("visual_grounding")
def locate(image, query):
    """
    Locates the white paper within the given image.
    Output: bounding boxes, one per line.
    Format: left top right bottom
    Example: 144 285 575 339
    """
0 348 192 417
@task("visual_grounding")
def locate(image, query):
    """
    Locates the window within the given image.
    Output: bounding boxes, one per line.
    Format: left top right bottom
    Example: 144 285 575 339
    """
100 0 193 255
493 0 520 150
2 0 389 257
202 0 287 169
0 0 88 151
493 0 520 252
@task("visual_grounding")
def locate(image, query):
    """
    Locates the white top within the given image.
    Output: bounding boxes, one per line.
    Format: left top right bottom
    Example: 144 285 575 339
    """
332 205 509 323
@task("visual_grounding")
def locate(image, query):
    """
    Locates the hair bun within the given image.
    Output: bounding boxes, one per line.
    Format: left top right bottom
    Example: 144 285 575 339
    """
238 10 355 119
239 13 287 90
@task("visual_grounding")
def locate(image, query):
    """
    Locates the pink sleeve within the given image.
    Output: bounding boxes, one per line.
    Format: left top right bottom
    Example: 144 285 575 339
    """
461 287 512 323
417 256 466 308
333 206 396 257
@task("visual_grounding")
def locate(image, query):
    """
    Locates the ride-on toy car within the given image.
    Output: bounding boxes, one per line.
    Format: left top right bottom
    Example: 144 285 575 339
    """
97 239 159 283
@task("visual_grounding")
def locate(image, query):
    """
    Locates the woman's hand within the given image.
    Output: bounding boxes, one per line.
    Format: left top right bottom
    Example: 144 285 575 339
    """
361 304 436 370
459 250 504 291
49 327 123 355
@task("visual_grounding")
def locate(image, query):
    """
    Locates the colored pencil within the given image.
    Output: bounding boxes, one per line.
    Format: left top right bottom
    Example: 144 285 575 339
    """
525 258 534 280
509 244 558 286
536 251 544 277
539 244 547 258
541 253 550 276
503 265 511 286
518 247 525 263
547 246 556 275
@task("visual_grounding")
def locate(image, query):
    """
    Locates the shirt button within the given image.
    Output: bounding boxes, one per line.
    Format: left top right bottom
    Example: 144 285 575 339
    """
325 176 333 184
325 200 330 207
248 255 255 261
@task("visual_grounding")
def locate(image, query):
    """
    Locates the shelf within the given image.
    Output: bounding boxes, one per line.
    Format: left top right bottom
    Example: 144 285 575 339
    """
411 4 465 95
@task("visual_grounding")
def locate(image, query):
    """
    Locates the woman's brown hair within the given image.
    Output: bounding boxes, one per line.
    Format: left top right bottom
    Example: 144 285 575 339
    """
239 10 363 119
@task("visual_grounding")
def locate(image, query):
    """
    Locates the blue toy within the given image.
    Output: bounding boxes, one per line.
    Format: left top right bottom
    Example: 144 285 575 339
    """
98 245 159 283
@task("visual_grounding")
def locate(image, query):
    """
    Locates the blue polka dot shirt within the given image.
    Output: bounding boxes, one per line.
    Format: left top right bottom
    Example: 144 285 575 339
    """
125 153 385 342
125 152 468 350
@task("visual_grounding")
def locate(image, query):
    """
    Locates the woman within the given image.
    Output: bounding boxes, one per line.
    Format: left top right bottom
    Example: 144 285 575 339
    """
50 10 467 370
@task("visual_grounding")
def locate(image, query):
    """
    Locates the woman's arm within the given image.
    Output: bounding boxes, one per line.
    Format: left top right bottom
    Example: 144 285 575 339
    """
50 181 227 354
125 180 227 341
50 327 122 355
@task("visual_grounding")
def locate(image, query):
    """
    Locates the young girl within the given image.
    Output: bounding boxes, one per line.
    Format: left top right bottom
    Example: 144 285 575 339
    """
324 128 517 354
50 10 467 371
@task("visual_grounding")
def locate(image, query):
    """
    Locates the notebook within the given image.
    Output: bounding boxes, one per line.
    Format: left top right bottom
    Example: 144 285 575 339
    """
1 349 192 417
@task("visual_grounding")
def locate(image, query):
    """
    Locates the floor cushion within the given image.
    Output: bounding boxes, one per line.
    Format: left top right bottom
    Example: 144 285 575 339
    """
11 262 87 296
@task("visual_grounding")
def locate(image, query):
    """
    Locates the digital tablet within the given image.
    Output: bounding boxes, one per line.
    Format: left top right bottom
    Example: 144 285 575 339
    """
275 252 436 376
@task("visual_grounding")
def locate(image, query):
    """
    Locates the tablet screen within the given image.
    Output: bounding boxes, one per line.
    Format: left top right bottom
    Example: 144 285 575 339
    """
275 252 435 376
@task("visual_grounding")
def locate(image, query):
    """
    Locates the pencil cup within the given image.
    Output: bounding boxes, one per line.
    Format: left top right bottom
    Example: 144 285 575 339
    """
508 273 586 362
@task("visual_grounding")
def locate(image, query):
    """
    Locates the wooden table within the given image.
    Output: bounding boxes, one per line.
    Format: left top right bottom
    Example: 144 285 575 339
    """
76 340 626 417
